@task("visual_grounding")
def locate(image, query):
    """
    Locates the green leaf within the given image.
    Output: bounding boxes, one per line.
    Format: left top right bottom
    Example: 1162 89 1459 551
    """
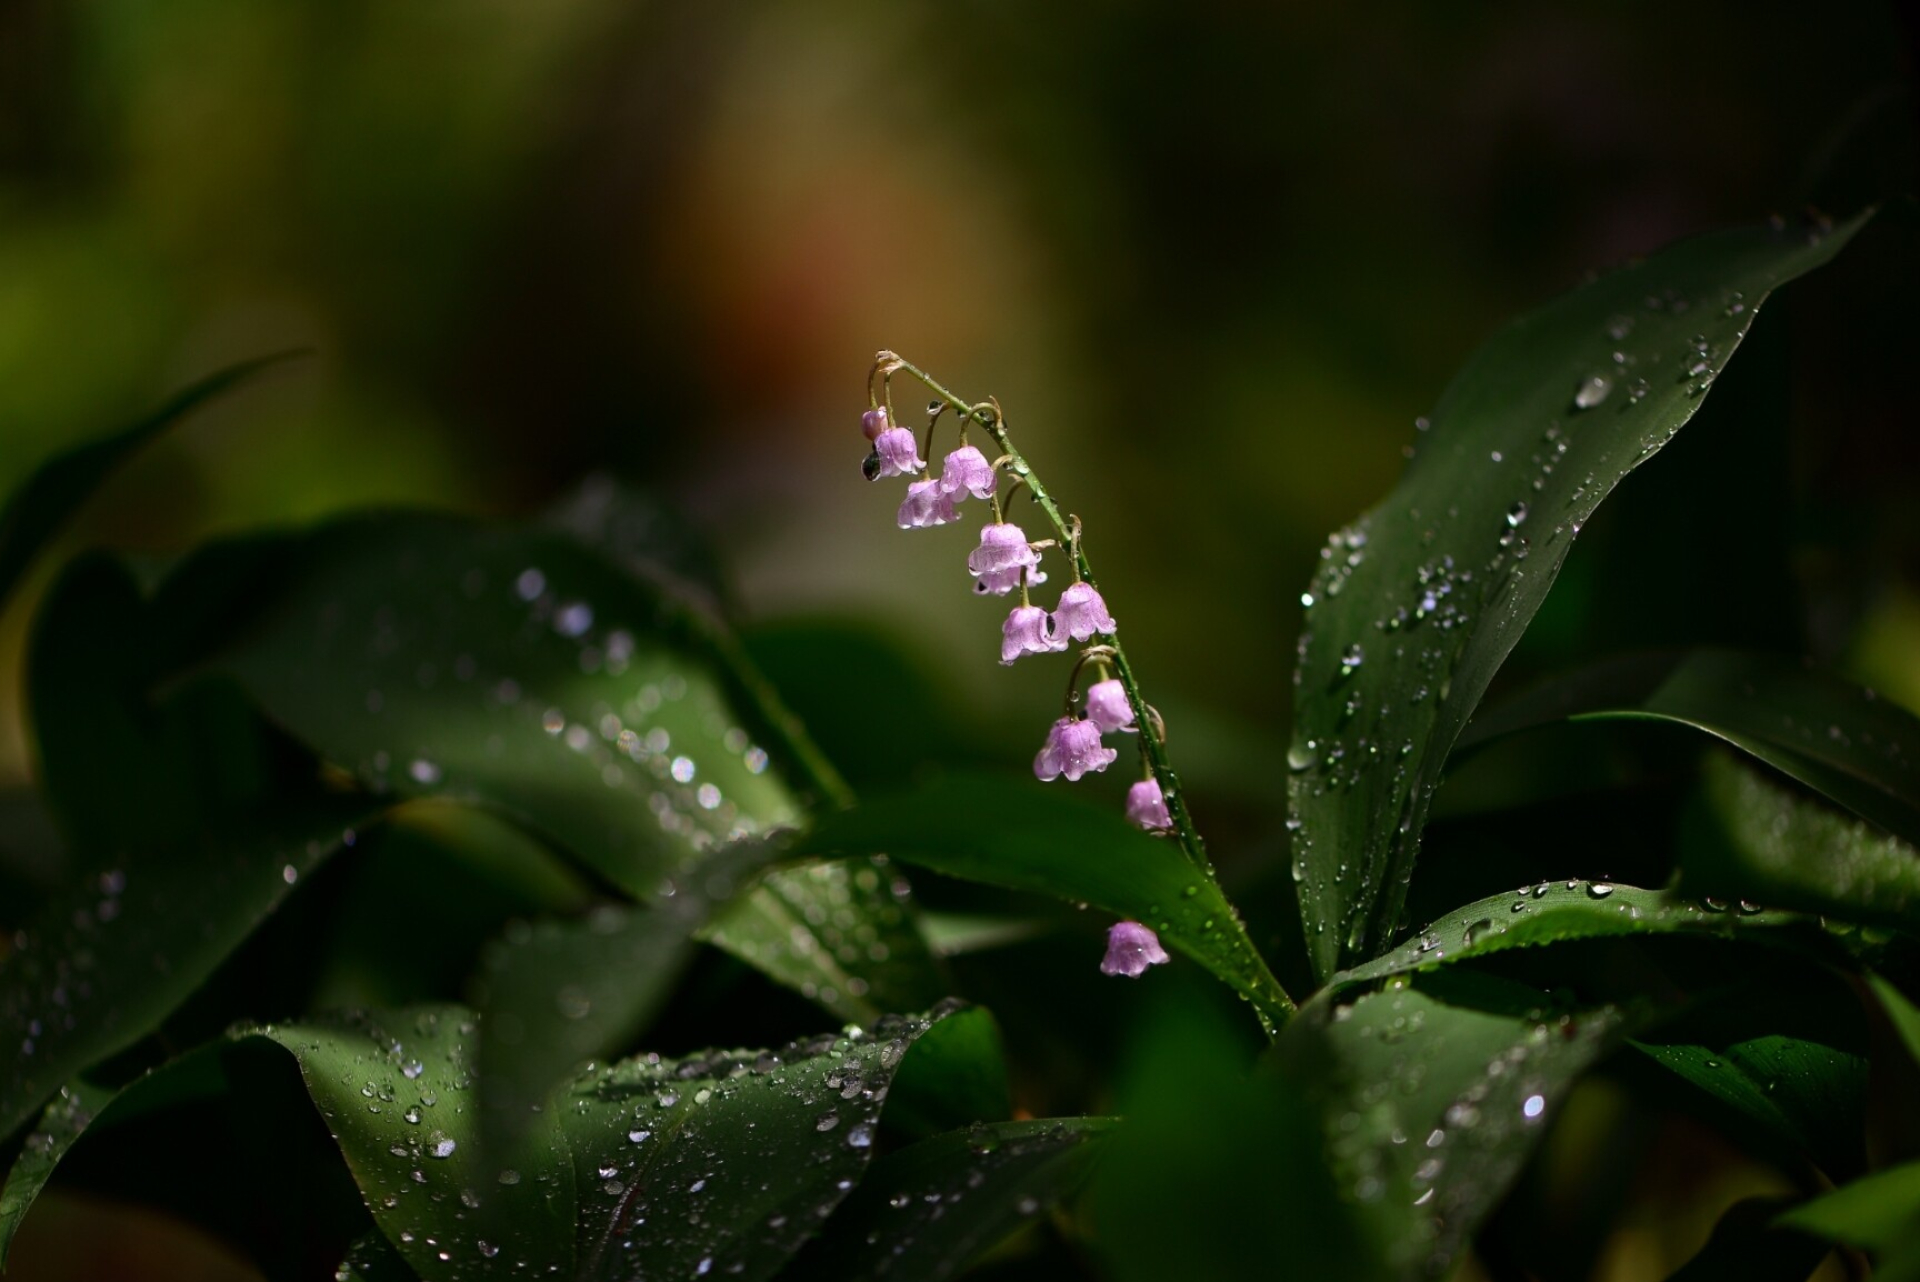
794 773 1295 1030
470 835 783 1160
1462 650 1920 849
558 1003 963 1282
1664 1197 1830 1282
1776 1160 1920 1248
1632 973 1868 1179
1271 972 1629 1279
336 1231 420 1281
256 1006 576 1279
1092 999 1387 1282
194 512 943 1016
879 1005 1012 1139
1869 974 1920 1068
786 1118 1111 1282
1286 214 1868 980
1684 751 1920 931
0 1078 120 1264
1333 879 1797 989
0 353 300 615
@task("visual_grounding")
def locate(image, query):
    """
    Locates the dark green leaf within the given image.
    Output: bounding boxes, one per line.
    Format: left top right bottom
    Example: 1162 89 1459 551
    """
794 773 1294 1030
559 1002 962 1282
1335 879 1797 990
257 1006 577 1279
879 1006 1011 1139
1684 751 1920 931
0 353 301 614
1287 214 1868 980
470 835 783 1160
1271 972 1629 1278
787 1118 1111 1282
1664 1196 1829 1282
1632 973 1868 1179
0 1079 118 1264
1775 1160 1920 1248
1869 974 1920 1069
194 512 943 1016
1092 999 1387 1282
1462 650 1920 849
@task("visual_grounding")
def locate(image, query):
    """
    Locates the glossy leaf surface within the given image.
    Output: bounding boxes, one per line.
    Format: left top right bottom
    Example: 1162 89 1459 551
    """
1287 214 1867 979
795 774 1294 1028
1776 1160 1920 1248
788 1118 1110 1282
1463 649 1920 848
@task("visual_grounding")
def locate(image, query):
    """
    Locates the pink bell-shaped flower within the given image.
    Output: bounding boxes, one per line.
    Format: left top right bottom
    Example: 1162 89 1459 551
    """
873 426 925 478
940 445 998 501
1125 778 1173 831
861 406 890 441
898 479 959 529
1033 716 1116 782
1084 678 1134 733
1001 605 1066 665
1053 582 1117 640
1101 921 1170 978
968 524 1039 596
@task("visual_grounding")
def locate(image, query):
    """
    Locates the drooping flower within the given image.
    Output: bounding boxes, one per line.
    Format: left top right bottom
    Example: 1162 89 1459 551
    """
1126 778 1172 831
1001 605 1066 665
939 445 998 501
968 524 1039 596
1053 582 1117 640
1101 921 1170 978
1084 678 1135 733
861 406 890 441
1034 716 1116 782
873 426 925 478
899 479 959 528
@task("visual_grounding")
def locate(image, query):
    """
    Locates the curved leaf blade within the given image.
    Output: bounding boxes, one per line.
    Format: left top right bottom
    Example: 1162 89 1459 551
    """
1462 649 1920 848
1776 1160 1920 1249
1334 879 1796 989
0 353 301 614
794 774 1295 1029
786 1118 1112 1282
1686 752 1920 931
1270 973 1629 1278
1288 214 1868 979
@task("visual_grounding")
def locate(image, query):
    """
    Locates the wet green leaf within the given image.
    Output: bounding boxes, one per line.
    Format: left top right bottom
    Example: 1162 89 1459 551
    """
880 1006 1011 1139
1287 214 1868 980
470 835 783 1160
1271 972 1628 1279
1684 751 1920 931
1633 974 1867 1179
1333 879 1797 990
794 773 1294 1029
1869 974 1920 1069
787 1118 1111 1282
0 1079 120 1264
0 353 300 615
1462 650 1920 849
194 512 943 1017
558 1002 963 1282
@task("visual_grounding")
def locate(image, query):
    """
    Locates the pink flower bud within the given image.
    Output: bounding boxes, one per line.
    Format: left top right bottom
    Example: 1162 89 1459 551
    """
1084 678 1134 733
861 406 890 441
1053 582 1117 640
1101 921 1170 978
1001 604 1066 665
1125 778 1172 831
873 427 925 478
898 479 959 529
939 445 998 501
967 523 1039 596
1033 716 1116 782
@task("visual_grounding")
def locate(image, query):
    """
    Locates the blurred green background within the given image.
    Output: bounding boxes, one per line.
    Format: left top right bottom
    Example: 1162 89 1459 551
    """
3 0 1918 813
5 4 1920 1279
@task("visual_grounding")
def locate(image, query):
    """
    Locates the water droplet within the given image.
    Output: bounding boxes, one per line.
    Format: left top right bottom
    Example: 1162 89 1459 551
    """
1339 644 1364 676
1522 1094 1546 1120
408 758 442 786
1586 883 1613 899
1506 502 1529 528
555 602 594 637
428 1133 457 1159
1573 375 1612 410
816 1112 840 1132
1287 742 1318 772
515 568 546 601
847 1123 873 1148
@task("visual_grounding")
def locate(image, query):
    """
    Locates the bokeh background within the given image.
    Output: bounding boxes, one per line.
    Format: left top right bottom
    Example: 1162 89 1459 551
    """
3 2 1920 1277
